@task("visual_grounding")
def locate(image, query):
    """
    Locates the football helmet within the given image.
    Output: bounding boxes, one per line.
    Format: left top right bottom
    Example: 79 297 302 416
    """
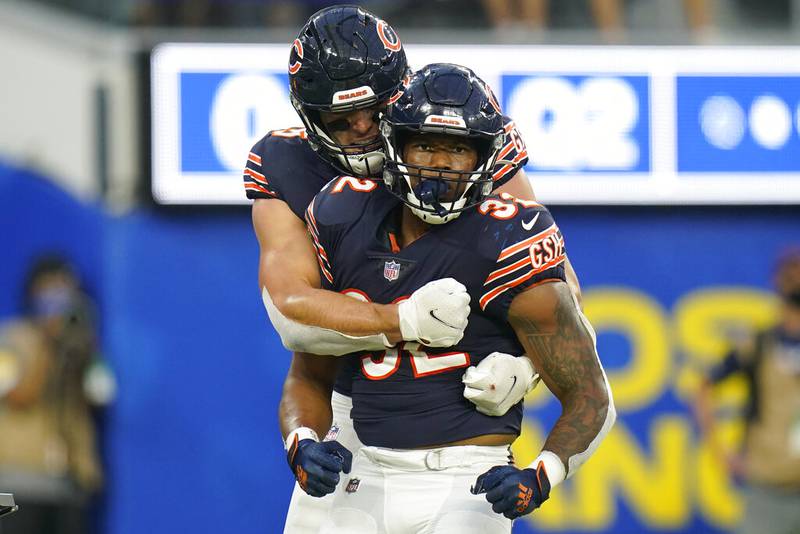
381 63 505 224
288 5 407 177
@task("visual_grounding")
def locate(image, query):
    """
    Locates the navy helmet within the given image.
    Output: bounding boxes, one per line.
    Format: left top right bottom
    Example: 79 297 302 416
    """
288 5 408 177
381 63 505 224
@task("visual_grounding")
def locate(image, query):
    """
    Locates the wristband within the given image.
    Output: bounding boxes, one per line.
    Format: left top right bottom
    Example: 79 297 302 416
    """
528 450 566 488
284 427 319 452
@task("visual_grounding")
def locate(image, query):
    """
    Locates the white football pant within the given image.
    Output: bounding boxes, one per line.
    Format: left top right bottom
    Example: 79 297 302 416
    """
321 444 514 534
283 391 363 533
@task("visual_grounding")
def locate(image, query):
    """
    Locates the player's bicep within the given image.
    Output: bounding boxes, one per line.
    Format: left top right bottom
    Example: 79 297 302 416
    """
507 281 604 400
252 198 321 297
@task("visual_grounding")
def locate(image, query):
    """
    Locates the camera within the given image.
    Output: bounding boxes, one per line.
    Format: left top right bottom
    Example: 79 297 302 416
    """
0 493 18 518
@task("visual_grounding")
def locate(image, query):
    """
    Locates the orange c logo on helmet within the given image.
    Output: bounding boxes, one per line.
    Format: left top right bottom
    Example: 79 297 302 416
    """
288 38 304 75
485 83 502 114
387 90 403 105
376 20 401 52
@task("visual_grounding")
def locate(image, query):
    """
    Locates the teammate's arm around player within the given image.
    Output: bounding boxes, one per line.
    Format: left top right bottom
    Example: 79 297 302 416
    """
254 197 398 341
254 197 470 353
473 280 615 518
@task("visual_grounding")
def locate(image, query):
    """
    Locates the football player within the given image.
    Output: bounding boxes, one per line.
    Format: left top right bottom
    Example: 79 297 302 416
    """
245 5 580 531
288 64 615 533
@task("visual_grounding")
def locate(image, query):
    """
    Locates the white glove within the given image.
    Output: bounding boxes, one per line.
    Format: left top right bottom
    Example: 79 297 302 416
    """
397 278 470 347
462 352 540 416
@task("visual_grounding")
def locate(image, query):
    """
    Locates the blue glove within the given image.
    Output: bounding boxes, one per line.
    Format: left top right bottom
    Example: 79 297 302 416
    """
286 439 353 498
471 463 551 519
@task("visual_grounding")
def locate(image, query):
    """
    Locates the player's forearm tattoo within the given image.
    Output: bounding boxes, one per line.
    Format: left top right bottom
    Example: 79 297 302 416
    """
513 286 610 473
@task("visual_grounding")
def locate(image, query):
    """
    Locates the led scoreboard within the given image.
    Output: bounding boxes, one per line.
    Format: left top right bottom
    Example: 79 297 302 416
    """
150 44 800 205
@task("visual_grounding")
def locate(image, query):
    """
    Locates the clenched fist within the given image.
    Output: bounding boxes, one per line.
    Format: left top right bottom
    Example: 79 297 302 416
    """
463 352 540 416
398 278 470 347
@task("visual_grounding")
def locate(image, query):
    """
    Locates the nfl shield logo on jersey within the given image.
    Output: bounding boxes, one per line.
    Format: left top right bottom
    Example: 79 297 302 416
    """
324 424 340 441
346 478 361 493
384 260 401 281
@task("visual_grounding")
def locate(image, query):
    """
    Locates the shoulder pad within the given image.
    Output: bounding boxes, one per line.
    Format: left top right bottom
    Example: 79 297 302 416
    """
476 193 566 313
243 127 313 201
311 176 381 227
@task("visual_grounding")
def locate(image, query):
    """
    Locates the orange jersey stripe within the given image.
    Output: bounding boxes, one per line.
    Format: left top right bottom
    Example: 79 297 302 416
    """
496 142 514 162
493 150 528 181
388 233 400 253
318 260 333 283
480 269 537 310
244 167 266 181
479 256 565 310
493 164 514 182
248 152 262 165
498 224 558 262
484 255 531 286
305 208 333 274
306 206 320 237
244 182 275 196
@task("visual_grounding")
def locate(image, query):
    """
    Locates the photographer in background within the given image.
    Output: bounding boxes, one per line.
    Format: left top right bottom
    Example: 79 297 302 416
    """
694 248 800 534
0 256 115 534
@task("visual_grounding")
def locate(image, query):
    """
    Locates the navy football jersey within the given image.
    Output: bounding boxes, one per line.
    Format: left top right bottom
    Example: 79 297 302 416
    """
306 177 567 449
243 127 334 219
244 121 529 398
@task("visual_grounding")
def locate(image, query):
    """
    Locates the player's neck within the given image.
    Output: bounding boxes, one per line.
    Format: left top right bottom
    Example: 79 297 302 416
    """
398 206 432 249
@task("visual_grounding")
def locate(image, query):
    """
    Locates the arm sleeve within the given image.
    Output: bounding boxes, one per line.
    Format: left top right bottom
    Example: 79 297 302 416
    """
261 288 388 355
243 136 282 201
491 117 530 188
480 207 567 321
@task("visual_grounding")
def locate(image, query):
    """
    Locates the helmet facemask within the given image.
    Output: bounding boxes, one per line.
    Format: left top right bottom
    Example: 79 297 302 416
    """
291 93 387 177
382 120 504 225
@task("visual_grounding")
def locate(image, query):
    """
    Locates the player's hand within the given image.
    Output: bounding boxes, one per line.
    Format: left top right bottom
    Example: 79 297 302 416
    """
398 278 470 347
463 353 540 416
471 463 551 519
286 439 352 498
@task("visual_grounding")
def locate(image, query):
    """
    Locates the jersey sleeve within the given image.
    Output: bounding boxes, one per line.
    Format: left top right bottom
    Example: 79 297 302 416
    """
243 134 281 201
479 204 567 321
304 176 380 291
491 116 529 189
305 193 336 290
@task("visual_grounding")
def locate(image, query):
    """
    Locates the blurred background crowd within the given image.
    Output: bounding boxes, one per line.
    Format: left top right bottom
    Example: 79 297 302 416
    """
16 0 799 39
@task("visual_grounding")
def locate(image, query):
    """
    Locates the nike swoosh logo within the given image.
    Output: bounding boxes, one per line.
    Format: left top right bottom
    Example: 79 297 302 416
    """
429 310 460 330
497 375 518 406
522 213 540 231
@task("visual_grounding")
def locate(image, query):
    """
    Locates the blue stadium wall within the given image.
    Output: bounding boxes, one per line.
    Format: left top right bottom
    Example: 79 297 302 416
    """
1 163 798 534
